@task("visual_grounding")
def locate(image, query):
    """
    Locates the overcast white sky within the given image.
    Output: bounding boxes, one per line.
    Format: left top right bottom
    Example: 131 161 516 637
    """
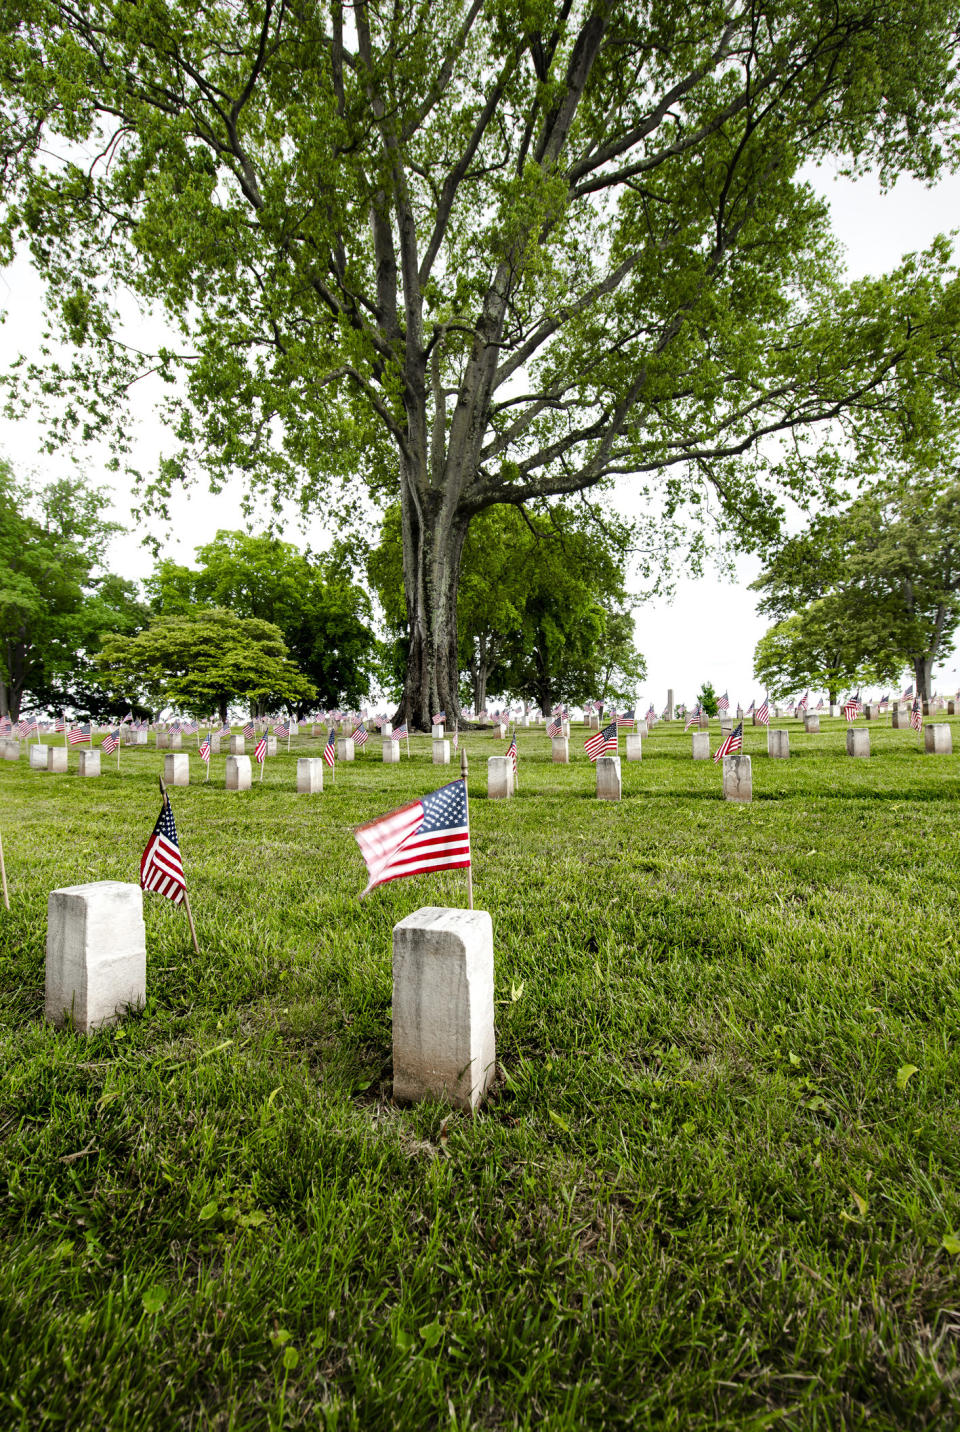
2 160 960 708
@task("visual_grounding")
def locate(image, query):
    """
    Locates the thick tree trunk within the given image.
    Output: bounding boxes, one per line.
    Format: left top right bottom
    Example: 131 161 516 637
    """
396 480 469 730
914 657 934 701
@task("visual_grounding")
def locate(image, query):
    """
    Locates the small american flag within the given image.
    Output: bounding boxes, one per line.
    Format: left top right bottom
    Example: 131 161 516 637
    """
255 733 268 764
684 706 701 732
755 699 770 726
199 738 211 764
477 708 488 721
816 697 824 710
911 695 923 732
392 723 408 741
902 683 914 701
243 719 256 739
323 728 337 768
353 721 370 748
796 690 808 711
355 778 470 898
432 711 446 726
717 691 729 713
843 694 862 722
68 724 92 745
506 730 518 779
55 716 65 733
273 721 288 737
122 710 134 724
140 797 187 906
101 729 120 754
584 722 617 761
616 709 636 728
218 722 231 738
713 721 743 762
546 712 562 737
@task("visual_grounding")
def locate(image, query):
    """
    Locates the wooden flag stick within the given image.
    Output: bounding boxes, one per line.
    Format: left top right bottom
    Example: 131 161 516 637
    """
0 823 9 910
158 775 201 956
460 746 473 910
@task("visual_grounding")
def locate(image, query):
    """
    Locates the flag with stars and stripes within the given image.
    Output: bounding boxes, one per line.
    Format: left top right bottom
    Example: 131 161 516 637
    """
506 729 518 780
902 683 914 701
122 710 134 724
218 721 231 738
243 719 256 739
272 721 288 738
199 738 211 765
584 722 617 761
353 720 370 748
68 723 92 745
616 709 636 728
255 732 268 764
713 721 743 763
842 697 861 722
547 712 562 737
432 711 446 726
140 796 187 906
755 699 770 726
684 705 701 732
391 723 408 742
717 691 729 713
355 778 471 898
101 729 120 755
911 694 924 732
323 728 337 768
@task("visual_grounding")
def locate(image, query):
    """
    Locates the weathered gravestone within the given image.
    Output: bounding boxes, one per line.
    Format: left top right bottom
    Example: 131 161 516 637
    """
487 755 514 798
596 755 622 800
47 747 68 773
625 734 642 762
692 732 710 760
29 744 47 771
723 755 752 802
163 753 189 786
45 881 146 1034
925 724 953 754
336 737 355 762
551 737 569 763
433 738 451 765
846 728 870 758
297 757 324 792
78 751 101 778
768 729 789 759
225 755 252 790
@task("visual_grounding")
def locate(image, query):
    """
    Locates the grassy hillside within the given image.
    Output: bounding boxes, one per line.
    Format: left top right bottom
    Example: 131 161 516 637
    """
1 716 959 1429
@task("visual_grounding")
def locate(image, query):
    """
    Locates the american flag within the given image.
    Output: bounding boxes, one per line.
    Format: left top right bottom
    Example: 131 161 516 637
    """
746 699 755 715
816 697 824 710
796 690 808 711
755 699 770 726
255 732 268 764
546 712 562 737
646 703 655 721
55 715 65 732
101 728 120 754
218 721 231 737
392 723 408 741
506 729 518 778
68 724 92 745
273 721 288 737
616 709 636 728
879 693 889 708
584 722 617 761
355 778 471 898
902 683 914 701
684 705 701 732
713 721 743 762
477 708 488 721
199 738 211 764
140 797 187 906
911 694 923 732
353 721 370 748
243 719 256 738
717 691 730 713
842 699 860 722
323 728 337 768
432 710 445 725
122 710 134 724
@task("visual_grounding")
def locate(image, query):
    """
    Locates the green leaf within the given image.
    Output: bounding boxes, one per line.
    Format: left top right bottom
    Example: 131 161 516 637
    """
896 1063 919 1090
510 980 524 1002
142 1285 168 1315
941 1234 960 1254
548 1109 570 1134
282 1346 299 1371
198 1200 219 1222
788 1052 801 1067
270 1328 292 1347
419 1320 442 1349
238 1210 269 1229
850 1188 868 1218
394 1329 415 1351
682 1120 697 1136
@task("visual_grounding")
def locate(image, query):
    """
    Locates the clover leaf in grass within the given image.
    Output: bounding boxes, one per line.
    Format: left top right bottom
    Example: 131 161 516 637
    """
282 1347 299 1370
419 1320 442 1349
142 1286 168 1315
896 1064 919 1091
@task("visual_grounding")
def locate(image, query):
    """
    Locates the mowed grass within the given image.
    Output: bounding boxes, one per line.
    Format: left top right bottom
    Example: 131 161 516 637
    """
1 716 960 1431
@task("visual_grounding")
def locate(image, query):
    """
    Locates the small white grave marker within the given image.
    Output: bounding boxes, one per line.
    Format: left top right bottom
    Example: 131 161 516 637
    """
925 723 952 754
596 755 622 800
225 754 252 790
846 728 870 758
297 757 324 792
45 881 146 1034
78 750 101 778
722 754 752 802
163 753 189 786
487 755 513 798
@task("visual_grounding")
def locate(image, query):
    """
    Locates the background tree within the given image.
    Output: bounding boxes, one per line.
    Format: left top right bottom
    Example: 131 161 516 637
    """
95 609 314 721
696 682 719 718
149 531 379 712
0 461 146 721
4 3 960 725
752 472 960 699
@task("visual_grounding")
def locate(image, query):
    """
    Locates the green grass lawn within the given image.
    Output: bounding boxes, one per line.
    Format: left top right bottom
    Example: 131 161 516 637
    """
1 717 959 1430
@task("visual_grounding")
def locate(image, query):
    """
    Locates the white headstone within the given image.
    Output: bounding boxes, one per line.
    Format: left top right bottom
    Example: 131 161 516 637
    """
229 735 245 755
723 754 752 802
803 713 820 733
336 737 355 762
383 738 400 763
924 723 952 754
29 744 47 770
433 738 451 765
47 746 68 773
45 881 146 1034
561 720 570 738
595 755 621 800
136 728 148 745
381 721 393 737
0 739 19 760
692 732 710 760
392 906 496 1110
209 733 221 754
163 753 189 786
768 729 789 758
625 733 643 762
551 737 569 764
588 714 600 730
432 723 445 739
156 731 170 748
296 756 324 792
487 755 514 798
846 728 870 758
225 754 252 790
169 731 182 750
78 750 101 778
892 709 908 729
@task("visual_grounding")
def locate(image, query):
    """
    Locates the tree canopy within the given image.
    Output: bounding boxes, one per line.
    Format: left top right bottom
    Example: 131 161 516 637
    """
4 1 960 723
149 530 379 712
95 608 315 720
752 471 960 699
0 460 146 721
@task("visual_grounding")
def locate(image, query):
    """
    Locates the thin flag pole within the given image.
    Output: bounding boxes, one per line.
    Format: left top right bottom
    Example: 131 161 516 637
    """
63 714 68 749
0 822 9 910
406 728 411 759
158 774 200 956
460 747 474 911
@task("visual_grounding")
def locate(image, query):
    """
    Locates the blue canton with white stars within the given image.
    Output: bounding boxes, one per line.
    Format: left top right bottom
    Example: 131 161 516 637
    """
156 801 180 846
419 780 467 832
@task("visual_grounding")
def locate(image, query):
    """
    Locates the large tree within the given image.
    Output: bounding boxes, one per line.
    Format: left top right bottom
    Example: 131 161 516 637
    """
4 2 960 725
149 530 380 711
0 460 146 720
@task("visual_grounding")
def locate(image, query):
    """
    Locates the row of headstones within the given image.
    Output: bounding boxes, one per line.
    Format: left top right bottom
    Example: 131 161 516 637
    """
736 725 953 758
46 883 495 1108
486 753 750 800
